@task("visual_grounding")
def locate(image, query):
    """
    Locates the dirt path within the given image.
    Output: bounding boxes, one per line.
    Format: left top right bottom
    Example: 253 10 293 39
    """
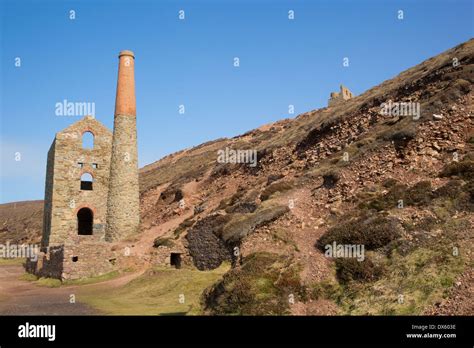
0 179 203 315
132 210 194 256
0 265 143 315
281 188 333 284
130 178 204 258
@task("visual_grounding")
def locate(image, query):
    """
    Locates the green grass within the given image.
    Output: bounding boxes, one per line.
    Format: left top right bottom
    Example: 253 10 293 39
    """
202 252 305 315
338 248 464 315
35 277 62 288
0 257 25 266
309 174 471 315
318 209 467 314
78 263 230 315
18 270 125 288
63 270 123 286
271 228 299 251
309 279 343 302
19 273 38 281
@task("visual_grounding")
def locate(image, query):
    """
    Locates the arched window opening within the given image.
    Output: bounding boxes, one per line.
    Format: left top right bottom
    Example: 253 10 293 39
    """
82 131 94 149
77 208 93 235
80 173 93 190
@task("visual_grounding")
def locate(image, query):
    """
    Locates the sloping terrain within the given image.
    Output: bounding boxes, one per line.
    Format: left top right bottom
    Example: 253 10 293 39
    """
138 39 473 315
0 201 43 245
1 39 473 315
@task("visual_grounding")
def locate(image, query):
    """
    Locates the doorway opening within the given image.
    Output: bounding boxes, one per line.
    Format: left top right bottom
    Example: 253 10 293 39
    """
170 253 182 269
77 208 93 235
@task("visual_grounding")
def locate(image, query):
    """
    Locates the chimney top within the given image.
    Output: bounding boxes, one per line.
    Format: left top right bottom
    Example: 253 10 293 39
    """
119 50 135 58
114 50 136 116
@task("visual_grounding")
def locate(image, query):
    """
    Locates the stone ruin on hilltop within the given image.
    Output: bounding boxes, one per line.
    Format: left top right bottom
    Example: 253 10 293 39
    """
328 84 354 107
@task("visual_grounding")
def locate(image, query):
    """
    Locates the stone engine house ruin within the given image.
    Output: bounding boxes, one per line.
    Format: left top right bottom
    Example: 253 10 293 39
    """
328 84 354 107
26 50 141 280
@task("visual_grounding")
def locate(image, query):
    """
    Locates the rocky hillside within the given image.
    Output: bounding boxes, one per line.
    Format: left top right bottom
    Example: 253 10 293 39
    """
140 39 473 315
0 201 43 245
2 39 473 315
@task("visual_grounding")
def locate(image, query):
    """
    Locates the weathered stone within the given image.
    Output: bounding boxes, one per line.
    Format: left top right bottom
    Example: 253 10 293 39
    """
42 116 112 249
328 85 354 107
31 50 141 280
106 50 140 242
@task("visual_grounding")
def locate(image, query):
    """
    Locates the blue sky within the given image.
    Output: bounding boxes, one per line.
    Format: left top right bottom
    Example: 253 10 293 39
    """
0 0 473 203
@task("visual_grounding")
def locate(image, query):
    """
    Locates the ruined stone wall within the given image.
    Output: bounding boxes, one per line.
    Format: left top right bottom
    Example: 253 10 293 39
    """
340 85 354 100
36 50 141 280
328 85 354 107
61 241 117 280
41 141 55 250
25 246 64 279
43 116 112 247
151 244 192 268
39 246 64 279
26 243 118 280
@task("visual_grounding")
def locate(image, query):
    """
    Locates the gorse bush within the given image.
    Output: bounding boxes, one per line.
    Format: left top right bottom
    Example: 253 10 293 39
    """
221 204 289 243
260 180 295 201
153 237 175 248
316 212 401 251
335 257 385 284
382 178 399 188
433 179 463 199
225 201 257 214
322 170 340 188
440 160 474 180
360 181 433 211
216 189 246 210
266 174 284 185
202 252 304 315
405 181 433 206
387 128 416 142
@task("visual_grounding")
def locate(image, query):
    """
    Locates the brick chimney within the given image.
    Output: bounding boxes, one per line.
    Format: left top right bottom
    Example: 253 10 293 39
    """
114 50 136 116
106 50 140 242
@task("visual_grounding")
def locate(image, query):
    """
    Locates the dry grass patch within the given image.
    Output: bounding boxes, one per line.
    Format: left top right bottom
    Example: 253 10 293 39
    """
79 263 230 315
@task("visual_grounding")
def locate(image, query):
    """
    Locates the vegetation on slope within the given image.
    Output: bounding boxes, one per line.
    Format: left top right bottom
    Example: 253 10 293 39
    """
79 264 229 315
310 154 473 314
202 252 304 315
